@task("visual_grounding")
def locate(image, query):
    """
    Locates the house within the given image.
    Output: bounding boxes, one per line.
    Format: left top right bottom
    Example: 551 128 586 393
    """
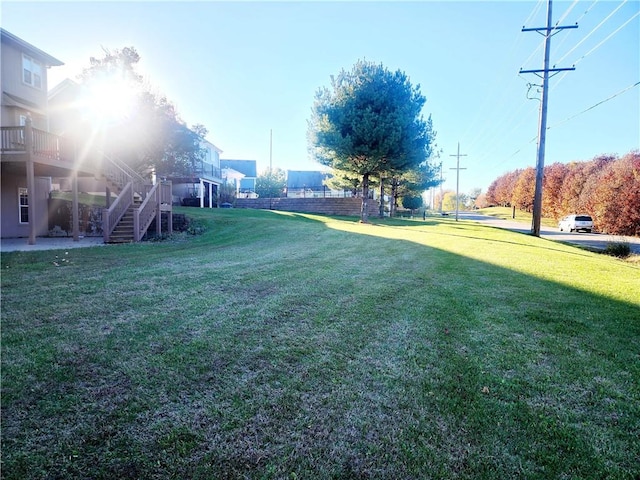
1 28 71 243
220 159 257 198
285 170 349 198
47 78 105 194
1 29 172 245
167 137 223 208
286 170 327 197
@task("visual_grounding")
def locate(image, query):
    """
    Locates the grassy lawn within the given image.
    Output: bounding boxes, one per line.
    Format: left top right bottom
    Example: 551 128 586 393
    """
50 191 114 206
2 208 639 479
475 206 559 228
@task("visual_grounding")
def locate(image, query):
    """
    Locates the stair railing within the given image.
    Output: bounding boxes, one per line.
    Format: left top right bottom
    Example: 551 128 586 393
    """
100 151 147 197
100 152 152 243
103 181 134 242
134 182 161 242
133 181 174 242
99 152 173 242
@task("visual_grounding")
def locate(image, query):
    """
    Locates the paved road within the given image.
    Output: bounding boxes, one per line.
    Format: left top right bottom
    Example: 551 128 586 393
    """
458 213 640 254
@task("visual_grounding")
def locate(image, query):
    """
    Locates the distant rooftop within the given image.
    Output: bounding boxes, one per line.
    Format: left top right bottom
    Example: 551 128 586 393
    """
220 159 257 177
287 170 327 189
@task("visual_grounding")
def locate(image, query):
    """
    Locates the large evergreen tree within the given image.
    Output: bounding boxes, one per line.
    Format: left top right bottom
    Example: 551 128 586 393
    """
308 60 436 222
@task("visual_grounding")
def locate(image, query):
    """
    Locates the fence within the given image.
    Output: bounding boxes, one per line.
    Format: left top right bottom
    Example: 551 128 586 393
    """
277 186 374 199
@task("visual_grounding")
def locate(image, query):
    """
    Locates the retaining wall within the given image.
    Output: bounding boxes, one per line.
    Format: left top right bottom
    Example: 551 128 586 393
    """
234 197 379 217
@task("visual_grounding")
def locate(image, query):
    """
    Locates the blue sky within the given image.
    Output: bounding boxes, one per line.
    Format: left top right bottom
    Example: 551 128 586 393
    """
2 1 638 195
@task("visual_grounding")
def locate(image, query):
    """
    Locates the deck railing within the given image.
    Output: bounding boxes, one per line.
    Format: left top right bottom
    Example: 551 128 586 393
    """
0 126 68 162
195 162 223 181
32 128 63 161
2 126 172 243
0 126 25 153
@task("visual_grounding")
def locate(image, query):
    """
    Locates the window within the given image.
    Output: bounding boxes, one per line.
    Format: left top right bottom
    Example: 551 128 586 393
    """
22 55 42 89
19 188 29 224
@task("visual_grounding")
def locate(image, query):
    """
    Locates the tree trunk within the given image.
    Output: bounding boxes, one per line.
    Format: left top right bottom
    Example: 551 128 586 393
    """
391 178 398 217
361 173 370 223
379 177 385 218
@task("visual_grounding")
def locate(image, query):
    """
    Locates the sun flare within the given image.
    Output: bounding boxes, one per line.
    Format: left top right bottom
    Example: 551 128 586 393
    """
82 77 137 125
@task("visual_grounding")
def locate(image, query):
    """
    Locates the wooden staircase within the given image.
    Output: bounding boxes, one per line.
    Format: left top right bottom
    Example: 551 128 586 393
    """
100 153 173 244
107 200 140 244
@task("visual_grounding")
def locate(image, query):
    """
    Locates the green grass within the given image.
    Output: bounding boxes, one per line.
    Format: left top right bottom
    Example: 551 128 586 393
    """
476 206 559 228
2 208 639 479
50 191 114 206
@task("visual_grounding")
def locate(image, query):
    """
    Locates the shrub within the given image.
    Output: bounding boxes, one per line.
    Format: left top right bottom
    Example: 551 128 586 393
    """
603 241 631 258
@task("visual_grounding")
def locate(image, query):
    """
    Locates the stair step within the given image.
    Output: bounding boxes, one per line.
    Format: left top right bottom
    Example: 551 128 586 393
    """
105 182 167 243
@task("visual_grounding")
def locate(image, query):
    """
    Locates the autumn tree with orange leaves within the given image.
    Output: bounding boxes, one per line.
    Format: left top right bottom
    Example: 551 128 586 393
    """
484 151 639 236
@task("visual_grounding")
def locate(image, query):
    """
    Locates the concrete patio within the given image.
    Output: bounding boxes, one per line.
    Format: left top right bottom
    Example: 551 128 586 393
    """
1 236 108 253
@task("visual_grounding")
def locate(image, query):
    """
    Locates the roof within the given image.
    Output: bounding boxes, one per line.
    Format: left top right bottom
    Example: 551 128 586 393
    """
1 92 46 115
48 78 80 100
221 167 245 181
220 159 257 177
1 28 64 67
200 137 223 154
287 170 327 189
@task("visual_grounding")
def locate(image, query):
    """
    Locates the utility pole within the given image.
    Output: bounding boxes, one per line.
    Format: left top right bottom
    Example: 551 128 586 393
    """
269 128 273 173
438 161 443 213
450 142 467 222
269 129 273 209
520 0 577 236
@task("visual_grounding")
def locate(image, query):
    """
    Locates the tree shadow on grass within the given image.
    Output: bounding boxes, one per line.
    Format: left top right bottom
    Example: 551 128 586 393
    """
360 215 601 259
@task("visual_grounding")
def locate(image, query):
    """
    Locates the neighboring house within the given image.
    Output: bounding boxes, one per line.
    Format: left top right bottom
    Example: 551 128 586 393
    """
220 159 257 197
286 170 326 197
285 170 348 198
220 165 248 198
1 29 171 245
1 28 71 243
168 137 223 208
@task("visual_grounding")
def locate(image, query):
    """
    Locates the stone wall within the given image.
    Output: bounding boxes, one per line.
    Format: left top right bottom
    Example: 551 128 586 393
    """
234 197 378 217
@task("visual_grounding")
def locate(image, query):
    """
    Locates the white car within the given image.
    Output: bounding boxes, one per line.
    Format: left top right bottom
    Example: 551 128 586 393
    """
558 214 594 233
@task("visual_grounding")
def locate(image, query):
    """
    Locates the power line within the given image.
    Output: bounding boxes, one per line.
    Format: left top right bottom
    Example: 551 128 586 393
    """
555 0 580 26
464 84 538 157
484 81 639 172
551 8 639 94
459 0 548 146
553 0 600 52
524 0 547 27
468 1 594 168
574 10 640 65
461 1 576 155
461 0 635 189
547 81 640 129
555 0 629 65
575 0 600 24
